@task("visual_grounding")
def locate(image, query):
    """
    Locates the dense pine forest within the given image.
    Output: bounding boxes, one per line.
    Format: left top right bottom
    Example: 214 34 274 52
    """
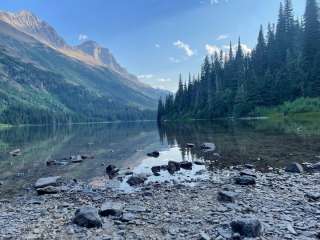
158 0 320 121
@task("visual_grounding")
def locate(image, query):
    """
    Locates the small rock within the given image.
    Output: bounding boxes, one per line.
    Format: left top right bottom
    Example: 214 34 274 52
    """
200 143 216 151
230 218 262 237
106 165 119 178
285 162 304 173
127 175 147 186
239 169 257 178
186 143 195 148
180 161 193 170
99 202 124 217
73 207 102 228
151 166 161 175
81 154 94 160
72 155 83 163
234 176 256 185
217 191 238 203
194 161 205 165
311 162 320 172
167 161 181 174
34 176 61 189
244 164 254 169
231 233 242 240
120 212 136 222
36 186 60 195
147 151 160 158
305 192 320 201
199 231 211 240
9 149 21 157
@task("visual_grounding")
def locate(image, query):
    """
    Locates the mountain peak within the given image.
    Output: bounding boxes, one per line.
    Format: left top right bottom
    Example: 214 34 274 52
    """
18 10 37 18
0 10 66 48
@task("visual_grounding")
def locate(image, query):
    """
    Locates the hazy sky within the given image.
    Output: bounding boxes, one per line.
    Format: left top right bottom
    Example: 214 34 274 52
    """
0 0 306 91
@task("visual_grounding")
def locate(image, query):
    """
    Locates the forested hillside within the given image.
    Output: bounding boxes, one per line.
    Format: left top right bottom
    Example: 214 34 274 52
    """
0 12 160 125
158 0 320 120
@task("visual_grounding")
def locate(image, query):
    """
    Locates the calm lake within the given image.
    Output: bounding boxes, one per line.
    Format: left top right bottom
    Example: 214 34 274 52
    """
1 119 320 197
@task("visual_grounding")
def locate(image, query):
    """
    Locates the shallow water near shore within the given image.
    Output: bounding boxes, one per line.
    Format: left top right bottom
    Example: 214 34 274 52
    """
0 118 320 198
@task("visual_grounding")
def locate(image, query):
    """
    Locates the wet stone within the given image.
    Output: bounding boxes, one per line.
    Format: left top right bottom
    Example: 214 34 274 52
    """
34 176 61 189
239 169 257 178
230 218 262 237
186 143 195 148
127 175 147 186
285 162 304 173
36 186 60 195
200 143 216 151
120 212 136 222
167 161 181 174
180 161 193 170
99 202 124 217
234 176 256 185
305 192 320 201
106 165 119 178
147 151 160 158
73 207 102 228
217 191 238 203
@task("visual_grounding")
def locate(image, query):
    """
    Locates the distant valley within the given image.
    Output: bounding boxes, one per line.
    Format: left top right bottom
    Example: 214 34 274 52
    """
0 10 167 124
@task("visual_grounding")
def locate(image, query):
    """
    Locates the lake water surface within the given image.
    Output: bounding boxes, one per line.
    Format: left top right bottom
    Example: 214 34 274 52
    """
1 119 320 197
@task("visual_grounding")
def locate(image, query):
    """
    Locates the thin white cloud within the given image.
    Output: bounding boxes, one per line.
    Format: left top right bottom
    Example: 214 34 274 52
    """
78 34 88 41
138 74 154 79
216 34 229 40
173 40 195 57
155 44 160 48
205 44 220 55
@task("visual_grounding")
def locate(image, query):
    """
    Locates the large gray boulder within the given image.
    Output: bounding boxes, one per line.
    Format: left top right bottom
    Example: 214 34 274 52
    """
231 218 262 237
73 207 102 228
34 176 61 189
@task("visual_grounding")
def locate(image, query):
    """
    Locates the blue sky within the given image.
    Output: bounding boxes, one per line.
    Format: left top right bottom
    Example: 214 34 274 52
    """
0 0 306 91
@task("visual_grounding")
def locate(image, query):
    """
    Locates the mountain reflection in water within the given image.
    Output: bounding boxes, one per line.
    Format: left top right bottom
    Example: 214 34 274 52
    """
0 118 319 197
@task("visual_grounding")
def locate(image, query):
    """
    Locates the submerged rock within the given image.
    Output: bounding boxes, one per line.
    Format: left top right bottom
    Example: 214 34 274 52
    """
147 151 160 158
72 155 83 163
34 176 61 189
200 143 216 151
285 162 304 173
127 175 147 186
99 201 124 217
9 149 21 157
230 218 262 237
234 176 256 185
186 143 195 148
73 207 102 228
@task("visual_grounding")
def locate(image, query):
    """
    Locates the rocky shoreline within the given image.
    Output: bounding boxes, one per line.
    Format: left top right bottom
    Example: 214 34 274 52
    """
0 161 320 240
